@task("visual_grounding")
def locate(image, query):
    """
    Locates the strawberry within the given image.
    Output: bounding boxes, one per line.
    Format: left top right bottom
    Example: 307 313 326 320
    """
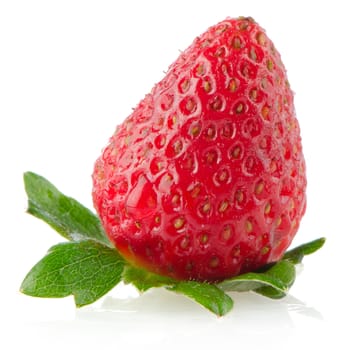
92 17 306 282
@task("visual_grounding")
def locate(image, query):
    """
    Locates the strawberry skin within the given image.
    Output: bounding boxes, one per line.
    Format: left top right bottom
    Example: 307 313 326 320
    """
92 17 306 282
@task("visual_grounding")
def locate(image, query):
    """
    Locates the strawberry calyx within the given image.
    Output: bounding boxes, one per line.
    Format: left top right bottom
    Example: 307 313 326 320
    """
20 172 325 316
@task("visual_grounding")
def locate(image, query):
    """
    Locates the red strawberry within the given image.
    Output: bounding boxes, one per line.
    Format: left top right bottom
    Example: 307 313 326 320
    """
92 17 306 282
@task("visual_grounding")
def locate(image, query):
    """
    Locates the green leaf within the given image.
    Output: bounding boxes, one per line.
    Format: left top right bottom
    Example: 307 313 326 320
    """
217 238 326 300
169 281 233 316
24 172 111 247
20 240 125 307
282 237 326 264
123 265 175 292
123 266 233 316
254 260 296 298
218 260 296 299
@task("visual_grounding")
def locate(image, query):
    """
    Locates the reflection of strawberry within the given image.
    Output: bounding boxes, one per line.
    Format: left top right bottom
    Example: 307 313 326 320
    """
92 17 306 282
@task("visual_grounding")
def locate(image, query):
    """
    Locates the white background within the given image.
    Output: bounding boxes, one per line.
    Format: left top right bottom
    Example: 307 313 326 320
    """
1 0 348 348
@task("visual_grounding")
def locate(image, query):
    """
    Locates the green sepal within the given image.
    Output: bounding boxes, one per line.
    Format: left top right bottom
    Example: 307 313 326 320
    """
23 172 111 247
168 281 234 316
20 240 125 307
123 265 234 316
282 237 326 264
218 238 326 299
123 265 175 292
218 260 295 298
